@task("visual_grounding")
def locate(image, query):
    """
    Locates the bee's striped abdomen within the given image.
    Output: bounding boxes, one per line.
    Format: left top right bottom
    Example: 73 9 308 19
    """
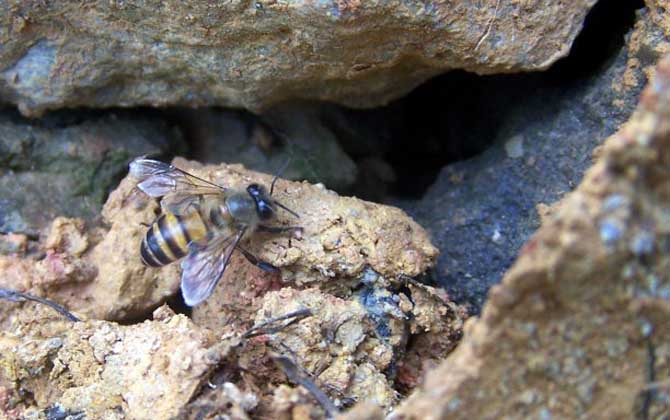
140 212 207 267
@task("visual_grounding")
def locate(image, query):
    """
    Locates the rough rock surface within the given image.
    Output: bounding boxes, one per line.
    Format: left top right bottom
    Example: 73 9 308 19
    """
0 154 437 320
182 106 358 192
407 2 653 313
0 153 453 419
391 55 670 419
0 269 463 417
1 1 597 115
0 307 225 420
257 288 400 409
161 157 438 286
191 267 465 414
0 109 183 238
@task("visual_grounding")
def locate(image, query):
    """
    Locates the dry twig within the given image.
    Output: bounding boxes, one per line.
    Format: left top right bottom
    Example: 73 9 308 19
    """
0 288 80 322
272 354 340 418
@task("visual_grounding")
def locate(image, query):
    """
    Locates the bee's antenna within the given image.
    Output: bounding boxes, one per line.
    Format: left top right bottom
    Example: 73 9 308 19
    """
274 200 300 219
270 156 292 196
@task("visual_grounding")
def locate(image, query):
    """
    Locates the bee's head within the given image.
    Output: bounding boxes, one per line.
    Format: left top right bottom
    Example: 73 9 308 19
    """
247 183 275 220
247 183 300 221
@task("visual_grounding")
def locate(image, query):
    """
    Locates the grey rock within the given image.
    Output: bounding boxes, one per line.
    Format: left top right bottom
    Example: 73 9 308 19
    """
182 105 358 191
0 1 596 116
0 110 183 236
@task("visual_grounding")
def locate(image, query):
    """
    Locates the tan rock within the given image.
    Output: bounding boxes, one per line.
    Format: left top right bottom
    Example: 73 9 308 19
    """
0 309 227 420
1 1 597 116
256 288 399 410
0 154 437 322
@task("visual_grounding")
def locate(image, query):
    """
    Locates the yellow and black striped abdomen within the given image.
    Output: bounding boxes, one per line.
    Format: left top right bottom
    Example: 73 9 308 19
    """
140 212 208 267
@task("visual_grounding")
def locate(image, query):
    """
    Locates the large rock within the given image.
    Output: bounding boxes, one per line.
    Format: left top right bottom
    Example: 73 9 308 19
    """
0 306 240 419
407 2 658 313
392 54 670 420
0 155 438 322
0 109 183 238
181 105 359 192
1 1 597 115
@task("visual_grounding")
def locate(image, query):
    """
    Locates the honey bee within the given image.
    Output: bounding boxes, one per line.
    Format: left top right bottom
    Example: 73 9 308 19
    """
129 157 301 306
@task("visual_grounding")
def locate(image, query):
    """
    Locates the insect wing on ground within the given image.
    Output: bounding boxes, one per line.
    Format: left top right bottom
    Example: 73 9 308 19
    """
180 228 246 306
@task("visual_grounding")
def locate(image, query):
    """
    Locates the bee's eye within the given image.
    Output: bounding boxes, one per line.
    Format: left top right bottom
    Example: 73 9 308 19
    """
257 200 274 220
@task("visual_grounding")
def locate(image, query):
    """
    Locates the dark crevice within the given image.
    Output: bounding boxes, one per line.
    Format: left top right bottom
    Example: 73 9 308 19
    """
378 0 643 199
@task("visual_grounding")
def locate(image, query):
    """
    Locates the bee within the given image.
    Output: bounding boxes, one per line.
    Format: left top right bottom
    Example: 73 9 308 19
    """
129 157 301 306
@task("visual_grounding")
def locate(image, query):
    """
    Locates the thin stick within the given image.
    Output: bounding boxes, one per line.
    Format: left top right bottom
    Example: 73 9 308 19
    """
242 308 312 339
272 354 340 418
0 288 80 322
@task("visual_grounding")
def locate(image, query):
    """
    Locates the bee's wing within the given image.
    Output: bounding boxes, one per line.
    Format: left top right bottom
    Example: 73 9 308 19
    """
160 191 202 216
129 157 227 199
179 227 246 306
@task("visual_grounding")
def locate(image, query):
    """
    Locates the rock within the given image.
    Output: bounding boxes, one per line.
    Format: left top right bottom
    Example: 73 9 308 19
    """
0 232 28 255
0 110 183 237
193 272 465 413
391 54 670 419
407 2 654 313
0 309 225 419
0 187 182 323
256 288 400 410
0 153 437 323
182 105 358 192
176 382 258 420
272 385 327 420
1 1 597 115
394 283 466 393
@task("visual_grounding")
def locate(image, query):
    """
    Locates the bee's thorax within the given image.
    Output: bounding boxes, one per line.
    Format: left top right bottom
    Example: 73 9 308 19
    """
225 192 264 226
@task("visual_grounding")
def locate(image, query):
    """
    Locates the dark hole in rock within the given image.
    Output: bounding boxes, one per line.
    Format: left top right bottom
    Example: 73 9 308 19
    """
140 0 643 318
399 0 646 314
381 0 644 199
109 293 192 326
173 0 643 204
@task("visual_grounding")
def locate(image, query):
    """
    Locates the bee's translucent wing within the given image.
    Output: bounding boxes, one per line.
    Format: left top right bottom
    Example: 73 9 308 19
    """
160 191 202 216
129 158 172 179
180 228 246 306
129 157 226 199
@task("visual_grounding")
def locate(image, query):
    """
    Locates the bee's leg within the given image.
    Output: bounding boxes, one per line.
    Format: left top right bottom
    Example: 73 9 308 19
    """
237 246 280 274
140 222 151 228
258 225 303 237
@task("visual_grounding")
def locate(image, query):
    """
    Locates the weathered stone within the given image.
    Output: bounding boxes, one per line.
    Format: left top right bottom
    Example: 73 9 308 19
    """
183 105 358 192
391 54 670 420
1 1 597 116
0 309 226 419
0 110 183 237
0 151 437 323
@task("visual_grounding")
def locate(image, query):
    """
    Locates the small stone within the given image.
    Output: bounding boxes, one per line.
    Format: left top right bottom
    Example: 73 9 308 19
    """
640 321 654 338
576 377 597 404
539 407 552 420
518 389 538 405
602 194 628 212
491 228 503 244
630 231 655 256
605 337 629 357
504 135 525 158
599 219 624 246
